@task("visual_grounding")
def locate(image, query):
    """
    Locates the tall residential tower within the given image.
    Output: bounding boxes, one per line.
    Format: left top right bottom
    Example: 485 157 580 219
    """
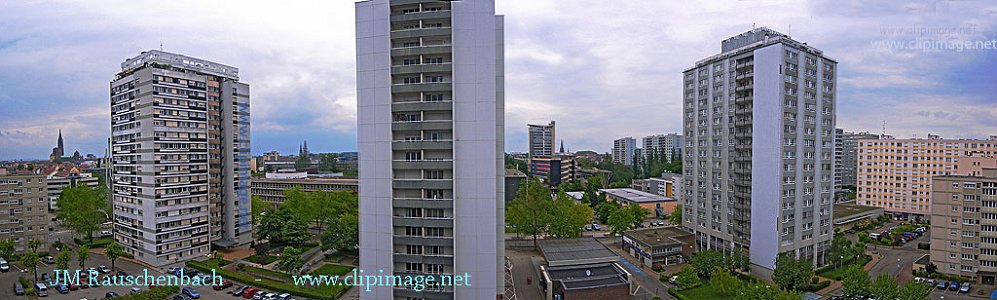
682 28 837 274
612 137 637 166
110 50 252 267
356 0 505 299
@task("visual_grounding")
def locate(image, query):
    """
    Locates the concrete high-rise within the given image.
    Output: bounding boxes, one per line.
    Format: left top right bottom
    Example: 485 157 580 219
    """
528 121 555 158
857 134 997 220
0 173 48 252
929 156 997 283
833 129 877 191
681 27 837 274
613 137 637 166
643 133 683 162
110 50 252 267
356 0 504 299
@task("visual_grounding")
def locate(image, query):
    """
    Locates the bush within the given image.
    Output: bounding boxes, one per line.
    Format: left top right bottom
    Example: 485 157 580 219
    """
805 279 831 292
668 288 691 300
247 254 279 265
74 237 113 248
918 243 929 250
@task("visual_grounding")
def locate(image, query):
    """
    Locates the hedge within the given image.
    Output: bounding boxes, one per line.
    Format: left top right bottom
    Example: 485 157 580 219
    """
115 286 180 300
186 260 346 300
74 237 113 248
668 288 690 300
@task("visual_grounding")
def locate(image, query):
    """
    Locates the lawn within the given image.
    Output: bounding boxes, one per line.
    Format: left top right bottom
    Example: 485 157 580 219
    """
311 263 355 276
238 263 294 281
818 255 873 280
247 254 280 265
671 274 759 299
198 258 232 269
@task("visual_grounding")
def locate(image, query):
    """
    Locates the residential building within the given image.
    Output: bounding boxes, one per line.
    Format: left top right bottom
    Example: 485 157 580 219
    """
631 172 681 199
537 238 633 300
530 154 577 187
250 176 359 205
0 174 48 251
46 170 100 211
857 134 997 220
600 188 677 218
643 133 683 162
682 27 837 273
622 226 694 267
612 137 637 166
356 0 504 298
110 50 252 267
834 129 877 191
929 157 997 284
529 121 556 158
504 169 526 203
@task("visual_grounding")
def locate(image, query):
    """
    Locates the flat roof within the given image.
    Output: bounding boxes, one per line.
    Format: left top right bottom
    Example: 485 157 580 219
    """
251 177 359 184
833 201 881 218
505 169 526 177
623 226 692 248
545 263 629 290
538 238 618 265
599 188 674 203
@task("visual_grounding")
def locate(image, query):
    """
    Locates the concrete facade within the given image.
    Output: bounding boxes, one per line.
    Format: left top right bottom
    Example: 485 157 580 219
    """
612 137 637 166
0 174 49 252
834 129 878 191
929 166 997 284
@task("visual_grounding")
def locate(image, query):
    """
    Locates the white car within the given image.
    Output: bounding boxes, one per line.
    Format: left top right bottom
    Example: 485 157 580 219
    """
669 275 678 284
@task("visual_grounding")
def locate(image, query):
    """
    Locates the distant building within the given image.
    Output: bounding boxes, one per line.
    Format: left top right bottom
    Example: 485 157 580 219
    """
504 169 527 203
857 134 997 220
631 173 681 200
529 121 556 158
538 238 634 300
44 166 100 211
0 173 49 251
49 130 65 162
929 157 997 284
831 201 884 232
612 137 637 166
250 176 358 205
622 226 694 267
642 133 683 162
834 129 877 191
530 154 577 187
600 188 677 218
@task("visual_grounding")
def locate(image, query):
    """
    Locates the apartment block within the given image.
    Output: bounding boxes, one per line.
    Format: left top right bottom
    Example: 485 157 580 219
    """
857 135 997 220
46 171 100 211
613 137 637 166
0 174 49 252
643 133 683 162
110 50 252 267
250 176 358 205
833 129 878 191
356 0 505 298
929 158 997 284
682 27 837 273
529 121 555 158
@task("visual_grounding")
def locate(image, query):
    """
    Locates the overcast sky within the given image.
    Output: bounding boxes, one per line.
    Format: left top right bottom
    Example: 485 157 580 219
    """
1 0 995 160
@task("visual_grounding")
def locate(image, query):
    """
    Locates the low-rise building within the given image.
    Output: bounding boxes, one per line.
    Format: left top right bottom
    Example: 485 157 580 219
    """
622 226 694 268
600 188 677 218
538 238 634 300
832 201 885 231
250 176 358 205
504 169 527 203
529 154 577 187
45 168 100 211
0 173 49 251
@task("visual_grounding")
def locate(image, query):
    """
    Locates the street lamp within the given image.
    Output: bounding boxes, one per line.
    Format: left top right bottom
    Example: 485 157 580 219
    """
840 255 844 270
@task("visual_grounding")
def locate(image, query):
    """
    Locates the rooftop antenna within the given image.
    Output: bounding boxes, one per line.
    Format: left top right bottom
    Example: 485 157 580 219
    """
789 24 792 37
882 120 887 137
160 40 164 51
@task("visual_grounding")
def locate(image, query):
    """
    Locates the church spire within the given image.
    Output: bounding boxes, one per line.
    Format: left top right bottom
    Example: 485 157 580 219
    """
559 139 565 153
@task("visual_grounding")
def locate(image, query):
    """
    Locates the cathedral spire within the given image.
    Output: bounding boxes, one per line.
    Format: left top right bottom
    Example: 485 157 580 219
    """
559 139 565 153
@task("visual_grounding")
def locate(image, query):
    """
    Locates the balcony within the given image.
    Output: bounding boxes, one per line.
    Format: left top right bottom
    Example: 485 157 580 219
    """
390 27 452 39
392 216 454 227
390 10 451 22
392 159 453 170
392 235 453 247
392 100 452 112
392 140 453 150
393 198 453 209
391 82 451 93
391 120 452 131
391 63 452 75
391 44 452 57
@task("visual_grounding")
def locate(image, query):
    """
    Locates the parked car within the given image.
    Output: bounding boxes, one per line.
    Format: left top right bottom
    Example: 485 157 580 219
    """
915 227 927 233
936 281 949 289
584 225 592 231
927 279 936 286
276 293 293 300
105 291 120 298
86 267 98 275
263 293 277 300
68 283 79 290
592 223 601 230
182 287 201 299
173 295 192 300
131 287 141 294
253 291 266 300
668 275 678 284
42 256 55 264
13 282 24 295
0 257 9 272
637 223 646 228
54 284 69 294
949 282 960 291
213 280 233 290
98 265 111 273
41 272 51 282
242 287 258 298
960 282 971 293
100 230 112 236
35 282 48 297
232 285 250 296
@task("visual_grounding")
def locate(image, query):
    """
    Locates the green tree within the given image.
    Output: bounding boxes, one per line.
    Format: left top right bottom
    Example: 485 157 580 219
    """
21 252 40 282
669 205 683 225
690 249 724 278
606 204 648 234
318 153 340 172
251 196 273 226
710 267 740 297
841 264 870 296
675 265 700 290
281 218 310 247
828 232 852 266
104 242 124 271
56 185 109 242
594 201 616 224
27 239 42 253
506 178 553 248
277 246 304 274
294 155 310 169
257 207 292 245
726 250 750 272
321 214 359 252
0 239 14 260
869 273 898 299
76 246 89 268
56 248 72 270
897 280 932 300
772 252 813 292
547 192 594 238
925 262 937 275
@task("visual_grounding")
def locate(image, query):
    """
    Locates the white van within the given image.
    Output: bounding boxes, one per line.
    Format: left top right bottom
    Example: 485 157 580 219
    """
0 258 9 272
35 282 48 297
869 232 881 239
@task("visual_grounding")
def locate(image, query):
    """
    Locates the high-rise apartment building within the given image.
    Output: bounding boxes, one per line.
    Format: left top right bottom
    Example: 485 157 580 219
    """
833 129 878 191
682 27 837 273
110 50 252 267
857 134 997 220
356 0 504 299
643 133 683 162
528 121 556 179
0 174 48 252
613 137 637 166
929 156 997 283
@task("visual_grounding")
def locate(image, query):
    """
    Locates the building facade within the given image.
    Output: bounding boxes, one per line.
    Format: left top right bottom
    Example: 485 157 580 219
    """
642 133 683 162
681 27 837 272
833 129 877 191
612 137 637 166
356 0 505 298
250 177 358 205
46 171 100 211
929 163 997 284
0 174 48 252
529 121 555 158
857 135 997 220
110 50 252 267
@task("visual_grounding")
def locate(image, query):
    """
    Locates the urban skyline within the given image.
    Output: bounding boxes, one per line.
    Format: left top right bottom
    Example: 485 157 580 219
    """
2 1 996 160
